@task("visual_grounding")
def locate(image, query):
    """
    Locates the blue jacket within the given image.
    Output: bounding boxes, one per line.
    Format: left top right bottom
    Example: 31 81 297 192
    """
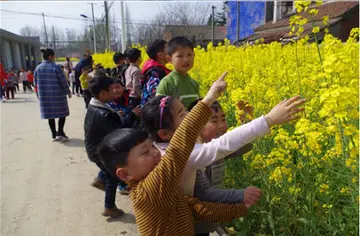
34 60 70 119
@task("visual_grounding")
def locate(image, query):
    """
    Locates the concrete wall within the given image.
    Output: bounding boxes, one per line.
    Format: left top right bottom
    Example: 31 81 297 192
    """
0 30 42 71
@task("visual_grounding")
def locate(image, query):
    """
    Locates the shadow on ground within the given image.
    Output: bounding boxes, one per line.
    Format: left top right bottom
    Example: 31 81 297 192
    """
106 213 136 224
63 138 85 148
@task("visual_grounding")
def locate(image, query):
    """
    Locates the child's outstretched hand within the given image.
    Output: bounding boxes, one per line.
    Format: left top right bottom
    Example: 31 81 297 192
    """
202 71 228 107
265 95 306 127
244 186 262 208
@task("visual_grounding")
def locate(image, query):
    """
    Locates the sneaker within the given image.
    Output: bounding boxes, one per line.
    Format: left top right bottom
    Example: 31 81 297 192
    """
76 93 80 97
120 189 129 195
58 132 69 142
91 178 105 191
117 184 129 195
52 133 60 142
102 206 125 218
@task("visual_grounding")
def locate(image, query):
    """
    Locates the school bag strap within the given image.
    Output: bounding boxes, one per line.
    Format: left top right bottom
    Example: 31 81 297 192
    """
141 66 167 89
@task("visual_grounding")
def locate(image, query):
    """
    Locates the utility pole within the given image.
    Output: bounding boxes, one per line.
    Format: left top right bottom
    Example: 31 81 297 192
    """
52 26 56 53
236 0 240 42
211 5 215 45
90 3 97 53
104 1 110 51
120 1 126 52
41 13 49 46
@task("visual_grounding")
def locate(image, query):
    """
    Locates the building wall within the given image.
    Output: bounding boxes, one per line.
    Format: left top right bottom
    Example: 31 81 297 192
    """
338 9 359 41
2 40 13 69
0 38 41 71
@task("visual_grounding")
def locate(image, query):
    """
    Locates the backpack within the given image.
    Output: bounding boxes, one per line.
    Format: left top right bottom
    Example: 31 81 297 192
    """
111 64 129 86
141 66 167 90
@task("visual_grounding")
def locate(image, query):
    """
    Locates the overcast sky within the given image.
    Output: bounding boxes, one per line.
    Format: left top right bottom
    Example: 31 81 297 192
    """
1 0 223 38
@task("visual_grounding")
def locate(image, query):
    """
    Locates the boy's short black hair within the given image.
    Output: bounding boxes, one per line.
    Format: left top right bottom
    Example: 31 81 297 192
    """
97 128 149 177
146 39 167 60
167 36 194 56
142 96 175 142
88 74 114 98
124 48 131 58
126 48 141 63
188 98 222 113
113 52 126 64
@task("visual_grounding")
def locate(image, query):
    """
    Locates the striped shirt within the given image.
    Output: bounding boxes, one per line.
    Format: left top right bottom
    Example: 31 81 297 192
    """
128 101 248 236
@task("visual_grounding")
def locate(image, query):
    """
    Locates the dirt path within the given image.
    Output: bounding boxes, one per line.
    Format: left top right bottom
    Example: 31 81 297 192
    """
1 92 139 236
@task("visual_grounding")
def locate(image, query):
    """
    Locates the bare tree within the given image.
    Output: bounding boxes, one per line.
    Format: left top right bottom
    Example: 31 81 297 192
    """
66 28 78 42
131 2 211 45
20 25 40 37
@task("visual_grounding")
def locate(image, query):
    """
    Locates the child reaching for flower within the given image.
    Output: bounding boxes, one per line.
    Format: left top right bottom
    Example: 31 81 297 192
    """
142 93 305 235
98 72 253 235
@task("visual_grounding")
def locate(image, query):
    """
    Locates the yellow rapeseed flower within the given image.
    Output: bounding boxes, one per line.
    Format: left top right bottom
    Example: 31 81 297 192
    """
312 26 320 34
309 9 319 15
319 184 329 193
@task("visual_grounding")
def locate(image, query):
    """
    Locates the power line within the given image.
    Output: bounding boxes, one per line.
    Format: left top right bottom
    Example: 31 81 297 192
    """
0 9 164 26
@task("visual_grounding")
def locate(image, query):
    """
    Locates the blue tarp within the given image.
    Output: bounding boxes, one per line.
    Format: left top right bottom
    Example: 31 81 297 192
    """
226 1 266 42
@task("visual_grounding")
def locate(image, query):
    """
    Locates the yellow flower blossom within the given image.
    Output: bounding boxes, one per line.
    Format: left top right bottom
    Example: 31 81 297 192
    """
309 9 319 15
319 184 329 193
340 187 349 194
312 26 320 34
322 16 329 25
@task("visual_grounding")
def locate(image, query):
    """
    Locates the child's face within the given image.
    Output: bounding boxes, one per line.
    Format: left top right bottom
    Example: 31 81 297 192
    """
116 59 125 65
157 98 187 142
200 110 227 143
157 44 168 64
216 111 228 137
28 70 32 74
167 47 194 74
117 139 161 182
111 83 124 99
136 57 142 66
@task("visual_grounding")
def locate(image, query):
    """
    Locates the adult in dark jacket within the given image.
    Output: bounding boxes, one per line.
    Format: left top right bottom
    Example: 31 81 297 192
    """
84 74 132 218
74 54 93 96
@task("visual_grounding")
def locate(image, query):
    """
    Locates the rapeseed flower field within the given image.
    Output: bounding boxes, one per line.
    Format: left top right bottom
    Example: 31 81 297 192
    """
92 2 359 234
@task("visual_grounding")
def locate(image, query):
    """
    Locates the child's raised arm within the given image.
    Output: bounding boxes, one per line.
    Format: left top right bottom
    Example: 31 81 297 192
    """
182 95 306 178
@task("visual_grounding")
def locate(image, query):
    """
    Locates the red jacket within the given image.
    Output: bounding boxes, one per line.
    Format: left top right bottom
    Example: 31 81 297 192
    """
0 63 7 86
28 73 34 83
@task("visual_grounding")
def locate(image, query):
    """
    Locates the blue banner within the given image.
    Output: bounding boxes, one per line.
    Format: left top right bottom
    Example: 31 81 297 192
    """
226 1 266 42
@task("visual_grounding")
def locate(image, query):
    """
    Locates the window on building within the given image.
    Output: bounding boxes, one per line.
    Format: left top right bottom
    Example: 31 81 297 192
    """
281 1 294 16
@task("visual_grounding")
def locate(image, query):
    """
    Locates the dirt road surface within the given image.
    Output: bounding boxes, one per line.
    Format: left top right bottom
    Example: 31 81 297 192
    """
1 92 139 236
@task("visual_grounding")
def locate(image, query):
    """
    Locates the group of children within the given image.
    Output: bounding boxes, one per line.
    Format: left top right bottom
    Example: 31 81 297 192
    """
0 66 35 101
83 36 306 235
